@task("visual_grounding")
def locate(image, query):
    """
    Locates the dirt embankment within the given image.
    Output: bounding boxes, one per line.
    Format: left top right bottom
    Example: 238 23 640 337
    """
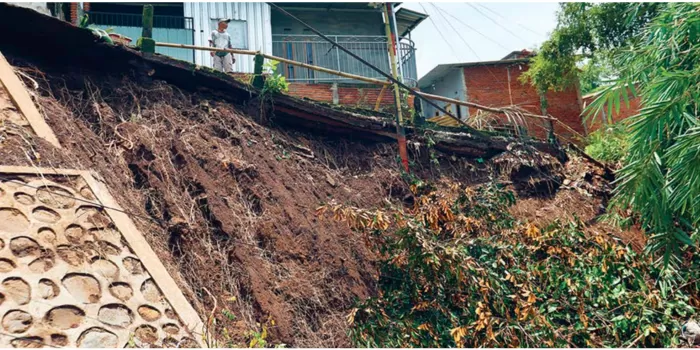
1 52 510 346
0 46 643 346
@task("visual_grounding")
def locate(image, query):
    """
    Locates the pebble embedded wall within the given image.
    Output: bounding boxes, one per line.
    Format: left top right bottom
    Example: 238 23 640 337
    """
0 174 198 348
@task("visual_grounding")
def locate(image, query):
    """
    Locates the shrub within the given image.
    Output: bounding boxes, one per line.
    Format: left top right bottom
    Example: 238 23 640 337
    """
319 181 698 347
584 122 629 164
261 60 289 96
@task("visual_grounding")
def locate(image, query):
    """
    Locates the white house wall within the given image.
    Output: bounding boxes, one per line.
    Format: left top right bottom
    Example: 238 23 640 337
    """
421 68 469 120
7 2 51 15
185 2 272 73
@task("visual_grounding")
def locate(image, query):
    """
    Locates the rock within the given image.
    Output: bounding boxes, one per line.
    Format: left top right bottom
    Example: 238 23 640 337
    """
563 179 571 186
325 174 336 187
682 320 700 345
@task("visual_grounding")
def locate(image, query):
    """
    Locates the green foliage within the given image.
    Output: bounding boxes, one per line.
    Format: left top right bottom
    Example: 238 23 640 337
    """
586 3 700 260
320 181 699 347
521 3 662 92
78 13 89 28
261 60 289 96
584 122 629 163
78 14 114 44
578 56 616 95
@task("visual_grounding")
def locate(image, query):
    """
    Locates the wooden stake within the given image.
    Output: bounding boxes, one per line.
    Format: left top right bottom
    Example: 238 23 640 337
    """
252 54 264 89
0 52 61 148
141 5 155 54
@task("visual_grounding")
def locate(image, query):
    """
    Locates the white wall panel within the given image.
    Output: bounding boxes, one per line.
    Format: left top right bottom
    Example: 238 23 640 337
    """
185 2 272 73
8 2 51 16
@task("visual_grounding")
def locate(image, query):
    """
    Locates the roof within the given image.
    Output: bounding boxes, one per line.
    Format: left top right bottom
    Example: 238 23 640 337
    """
276 2 392 11
275 3 427 37
395 7 428 37
418 58 530 88
501 49 535 60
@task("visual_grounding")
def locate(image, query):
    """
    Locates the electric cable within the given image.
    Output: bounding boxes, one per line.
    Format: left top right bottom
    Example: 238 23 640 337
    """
266 2 484 134
432 5 510 51
428 3 481 61
465 3 528 44
476 3 544 37
418 3 463 62
429 4 525 113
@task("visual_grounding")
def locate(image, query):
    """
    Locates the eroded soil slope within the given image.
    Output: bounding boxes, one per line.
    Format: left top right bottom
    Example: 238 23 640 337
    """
1 54 502 346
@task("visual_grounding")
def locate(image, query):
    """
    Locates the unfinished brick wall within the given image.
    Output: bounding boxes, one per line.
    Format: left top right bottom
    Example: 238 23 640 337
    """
462 64 585 141
582 90 641 133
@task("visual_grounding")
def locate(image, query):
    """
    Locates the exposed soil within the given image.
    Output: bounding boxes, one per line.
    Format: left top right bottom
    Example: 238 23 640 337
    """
0 46 625 346
0 52 501 346
509 153 647 252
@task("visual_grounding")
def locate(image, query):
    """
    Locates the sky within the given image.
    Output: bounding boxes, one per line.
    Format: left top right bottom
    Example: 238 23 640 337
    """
401 2 561 79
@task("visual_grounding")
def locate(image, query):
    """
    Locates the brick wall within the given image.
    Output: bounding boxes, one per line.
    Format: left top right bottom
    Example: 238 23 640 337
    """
462 63 585 142
69 2 89 23
582 89 641 133
287 83 407 113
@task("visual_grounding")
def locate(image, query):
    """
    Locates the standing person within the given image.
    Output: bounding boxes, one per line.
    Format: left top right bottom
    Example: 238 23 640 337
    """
209 18 235 73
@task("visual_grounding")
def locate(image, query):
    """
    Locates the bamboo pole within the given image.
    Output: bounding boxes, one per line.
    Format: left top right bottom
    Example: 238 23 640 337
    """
155 42 563 125
415 91 558 121
155 42 391 85
384 2 409 172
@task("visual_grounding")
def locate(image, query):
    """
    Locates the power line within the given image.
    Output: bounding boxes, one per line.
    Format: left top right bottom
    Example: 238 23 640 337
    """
429 3 481 61
430 4 516 102
419 3 463 62
267 2 481 133
476 3 544 37
465 3 528 44
431 4 510 52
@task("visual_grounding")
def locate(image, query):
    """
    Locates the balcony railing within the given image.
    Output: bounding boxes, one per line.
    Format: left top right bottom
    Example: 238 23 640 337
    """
84 11 195 63
272 34 418 86
85 11 193 30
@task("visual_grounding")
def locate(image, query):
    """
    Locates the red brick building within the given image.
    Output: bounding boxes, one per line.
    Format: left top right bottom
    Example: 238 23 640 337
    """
419 50 585 142
582 87 641 133
287 83 401 112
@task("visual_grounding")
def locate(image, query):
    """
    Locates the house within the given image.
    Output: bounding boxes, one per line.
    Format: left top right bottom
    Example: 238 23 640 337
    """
418 50 585 142
270 2 425 110
65 2 426 111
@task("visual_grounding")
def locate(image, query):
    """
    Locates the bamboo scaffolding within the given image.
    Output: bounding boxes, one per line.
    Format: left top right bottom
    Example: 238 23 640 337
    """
155 42 566 127
155 42 390 85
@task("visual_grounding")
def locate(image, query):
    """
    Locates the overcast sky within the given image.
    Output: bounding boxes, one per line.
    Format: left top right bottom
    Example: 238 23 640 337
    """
401 2 560 78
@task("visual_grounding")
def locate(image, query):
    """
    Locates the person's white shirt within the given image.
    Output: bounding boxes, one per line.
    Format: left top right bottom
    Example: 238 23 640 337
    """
210 30 232 50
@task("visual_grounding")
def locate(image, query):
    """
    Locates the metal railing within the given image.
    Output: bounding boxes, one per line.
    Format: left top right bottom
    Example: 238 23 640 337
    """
272 34 418 86
84 11 195 63
85 11 194 30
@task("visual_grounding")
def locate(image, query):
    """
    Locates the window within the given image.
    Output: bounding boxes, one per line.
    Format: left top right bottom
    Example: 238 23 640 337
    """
210 19 247 49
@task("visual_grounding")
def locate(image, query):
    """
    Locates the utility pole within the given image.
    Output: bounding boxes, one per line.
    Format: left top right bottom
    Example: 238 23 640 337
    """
384 3 409 172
